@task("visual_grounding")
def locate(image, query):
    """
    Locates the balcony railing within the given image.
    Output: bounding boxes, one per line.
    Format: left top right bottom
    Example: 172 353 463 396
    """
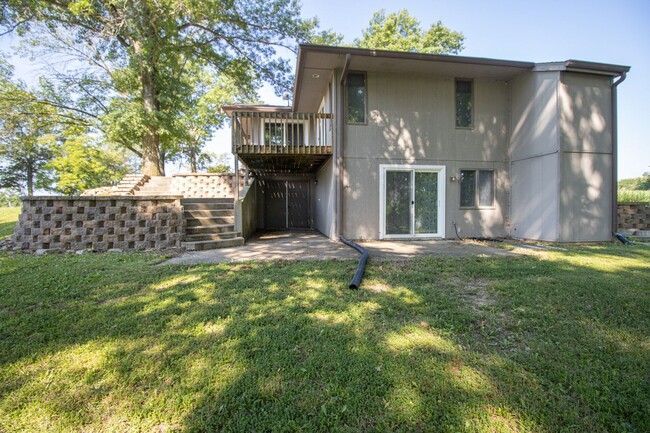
232 111 333 155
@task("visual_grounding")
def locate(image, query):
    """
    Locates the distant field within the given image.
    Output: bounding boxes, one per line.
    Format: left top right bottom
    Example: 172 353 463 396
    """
0 207 20 240
618 189 650 203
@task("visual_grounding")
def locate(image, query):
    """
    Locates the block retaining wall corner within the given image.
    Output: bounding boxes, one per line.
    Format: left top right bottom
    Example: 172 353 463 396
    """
12 196 185 252
617 202 649 230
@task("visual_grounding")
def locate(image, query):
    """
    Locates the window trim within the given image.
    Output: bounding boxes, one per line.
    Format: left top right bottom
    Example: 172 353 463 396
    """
379 164 446 239
345 71 367 125
455 78 474 129
459 169 495 209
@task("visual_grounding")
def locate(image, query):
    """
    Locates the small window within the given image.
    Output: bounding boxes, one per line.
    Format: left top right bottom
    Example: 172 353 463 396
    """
460 170 494 208
455 79 473 128
347 72 366 124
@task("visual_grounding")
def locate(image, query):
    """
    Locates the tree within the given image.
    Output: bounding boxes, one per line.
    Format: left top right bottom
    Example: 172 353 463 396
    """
47 131 138 195
171 66 254 172
206 153 233 173
354 9 464 54
619 172 650 191
0 189 21 207
0 63 57 195
310 29 345 47
1 0 316 176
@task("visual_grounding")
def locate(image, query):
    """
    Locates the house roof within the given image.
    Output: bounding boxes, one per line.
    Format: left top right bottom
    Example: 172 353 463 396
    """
221 45 630 114
293 44 630 112
221 104 291 116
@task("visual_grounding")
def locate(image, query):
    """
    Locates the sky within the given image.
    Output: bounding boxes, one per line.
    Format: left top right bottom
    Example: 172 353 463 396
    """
1 0 648 178
214 0 649 179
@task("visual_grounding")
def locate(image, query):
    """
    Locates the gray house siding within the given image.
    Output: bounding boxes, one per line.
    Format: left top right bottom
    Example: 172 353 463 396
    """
342 71 510 240
312 77 337 238
509 71 561 240
558 73 613 241
509 70 614 241
314 158 336 238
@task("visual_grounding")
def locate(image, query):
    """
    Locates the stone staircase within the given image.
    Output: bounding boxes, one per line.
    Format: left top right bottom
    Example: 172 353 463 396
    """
133 176 174 196
181 198 244 250
113 174 150 195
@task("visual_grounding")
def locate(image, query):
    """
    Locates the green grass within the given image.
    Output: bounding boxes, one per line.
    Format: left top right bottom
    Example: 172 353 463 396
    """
0 207 20 240
618 189 650 203
0 245 648 432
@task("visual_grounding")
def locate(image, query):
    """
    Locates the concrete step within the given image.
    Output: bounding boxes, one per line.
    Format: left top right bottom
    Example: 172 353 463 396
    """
182 237 245 251
184 231 241 242
183 209 234 218
185 223 235 234
181 198 234 204
186 216 235 226
182 202 234 211
186 224 238 235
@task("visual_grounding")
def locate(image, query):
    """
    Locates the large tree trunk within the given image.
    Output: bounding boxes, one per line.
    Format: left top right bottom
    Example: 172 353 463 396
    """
137 42 164 177
26 164 33 196
189 141 198 173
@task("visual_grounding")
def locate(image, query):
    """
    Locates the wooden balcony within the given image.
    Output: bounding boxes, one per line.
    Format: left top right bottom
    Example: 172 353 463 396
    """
232 111 333 174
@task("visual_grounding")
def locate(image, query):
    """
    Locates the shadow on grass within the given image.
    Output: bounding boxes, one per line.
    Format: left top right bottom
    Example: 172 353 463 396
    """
0 250 648 432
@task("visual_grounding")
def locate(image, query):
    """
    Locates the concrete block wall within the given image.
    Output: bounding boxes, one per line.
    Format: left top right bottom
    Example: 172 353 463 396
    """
172 173 245 198
12 196 184 251
617 202 649 230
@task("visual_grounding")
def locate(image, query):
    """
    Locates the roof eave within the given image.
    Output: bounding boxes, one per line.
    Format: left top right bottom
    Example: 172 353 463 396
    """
534 60 630 76
298 43 536 70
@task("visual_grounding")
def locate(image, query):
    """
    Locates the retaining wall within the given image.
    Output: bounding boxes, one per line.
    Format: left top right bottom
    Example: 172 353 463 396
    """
171 173 246 198
617 202 649 230
13 196 184 251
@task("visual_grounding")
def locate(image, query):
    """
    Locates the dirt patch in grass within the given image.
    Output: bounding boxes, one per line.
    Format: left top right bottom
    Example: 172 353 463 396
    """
457 277 496 314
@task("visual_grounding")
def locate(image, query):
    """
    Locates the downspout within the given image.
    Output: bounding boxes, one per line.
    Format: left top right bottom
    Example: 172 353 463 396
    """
611 72 627 236
337 53 352 238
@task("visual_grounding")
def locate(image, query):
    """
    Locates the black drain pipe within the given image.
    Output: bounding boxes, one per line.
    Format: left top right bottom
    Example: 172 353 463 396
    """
340 236 368 290
615 232 633 245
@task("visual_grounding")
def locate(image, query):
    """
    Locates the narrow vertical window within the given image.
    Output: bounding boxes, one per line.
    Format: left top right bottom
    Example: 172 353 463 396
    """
455 79 473 128
347 72 366 124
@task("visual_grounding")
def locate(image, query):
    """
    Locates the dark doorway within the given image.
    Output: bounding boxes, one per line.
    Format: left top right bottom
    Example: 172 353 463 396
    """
263 180 310 229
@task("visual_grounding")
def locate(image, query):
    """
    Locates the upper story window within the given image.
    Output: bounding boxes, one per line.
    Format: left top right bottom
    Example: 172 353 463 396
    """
346 72 366 124
460 169 494 208
455 79 473 128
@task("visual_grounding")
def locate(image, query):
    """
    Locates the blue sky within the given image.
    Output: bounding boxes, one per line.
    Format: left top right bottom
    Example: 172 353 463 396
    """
1 0 648 178
300 0 649 179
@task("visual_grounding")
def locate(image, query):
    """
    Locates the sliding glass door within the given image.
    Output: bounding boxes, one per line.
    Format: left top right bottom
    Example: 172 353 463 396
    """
381 165 445 238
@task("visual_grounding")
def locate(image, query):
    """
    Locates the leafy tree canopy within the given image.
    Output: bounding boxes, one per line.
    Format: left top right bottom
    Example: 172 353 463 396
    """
619 172 650 191
0 61 57 195
353 9 464 54
1 0 318 176
47 129 138 196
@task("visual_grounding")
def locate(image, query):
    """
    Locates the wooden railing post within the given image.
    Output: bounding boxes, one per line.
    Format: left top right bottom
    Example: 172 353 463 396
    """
234 157 239 202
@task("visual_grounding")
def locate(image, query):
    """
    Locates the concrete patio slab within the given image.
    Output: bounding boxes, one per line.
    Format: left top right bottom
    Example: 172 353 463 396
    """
162 230 512 265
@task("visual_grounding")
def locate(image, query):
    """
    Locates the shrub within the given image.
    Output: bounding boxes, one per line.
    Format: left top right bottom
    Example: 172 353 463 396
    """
618 189 650 203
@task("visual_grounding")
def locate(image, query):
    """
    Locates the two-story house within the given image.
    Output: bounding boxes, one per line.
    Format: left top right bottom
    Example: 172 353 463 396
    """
223 44 629 242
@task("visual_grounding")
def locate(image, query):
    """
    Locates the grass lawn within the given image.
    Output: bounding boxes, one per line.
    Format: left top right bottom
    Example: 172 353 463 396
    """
0 207 20 240
0 245 648 432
